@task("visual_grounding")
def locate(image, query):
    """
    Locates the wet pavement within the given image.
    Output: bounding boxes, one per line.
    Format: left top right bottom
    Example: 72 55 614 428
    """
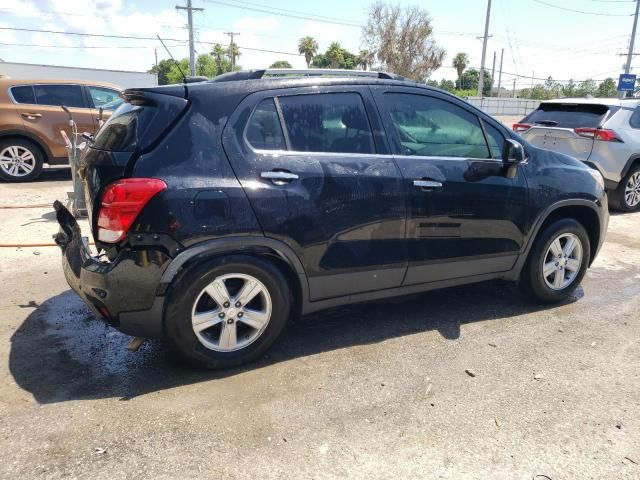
0 174 639 479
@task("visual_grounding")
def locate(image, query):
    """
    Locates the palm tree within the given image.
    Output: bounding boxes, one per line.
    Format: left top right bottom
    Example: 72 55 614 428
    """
327 42 344 69
298 36 319 68
227 43 241 69
452 52 469 86
211 44 225 63
358 49 374 70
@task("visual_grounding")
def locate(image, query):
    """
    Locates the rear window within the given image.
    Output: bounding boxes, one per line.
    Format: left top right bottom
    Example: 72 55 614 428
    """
523 103 610 128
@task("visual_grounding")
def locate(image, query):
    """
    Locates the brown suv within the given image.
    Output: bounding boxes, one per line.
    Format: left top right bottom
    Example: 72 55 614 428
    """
0 78 122 182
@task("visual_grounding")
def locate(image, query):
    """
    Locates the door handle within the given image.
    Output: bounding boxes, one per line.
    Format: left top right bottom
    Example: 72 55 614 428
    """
413 179 443 190
21 113 42 120
260 170 299 185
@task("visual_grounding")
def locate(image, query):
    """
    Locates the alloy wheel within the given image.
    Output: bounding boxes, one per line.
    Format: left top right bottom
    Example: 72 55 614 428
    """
0 146 36 178
624 171 640 208
542 233 583 291
191 273 272 352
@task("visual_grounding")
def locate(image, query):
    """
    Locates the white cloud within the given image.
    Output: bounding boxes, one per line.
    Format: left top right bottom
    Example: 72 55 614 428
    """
233 16 278 33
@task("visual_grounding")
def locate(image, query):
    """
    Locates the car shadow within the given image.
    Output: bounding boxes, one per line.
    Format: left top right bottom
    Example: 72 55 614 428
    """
9 282 582 404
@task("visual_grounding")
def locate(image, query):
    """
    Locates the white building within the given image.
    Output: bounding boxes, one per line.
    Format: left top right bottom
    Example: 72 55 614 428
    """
0 61 157 89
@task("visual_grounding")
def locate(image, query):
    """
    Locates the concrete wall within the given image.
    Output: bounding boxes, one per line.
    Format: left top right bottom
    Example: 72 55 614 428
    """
465 97 539 118
0 62 157 89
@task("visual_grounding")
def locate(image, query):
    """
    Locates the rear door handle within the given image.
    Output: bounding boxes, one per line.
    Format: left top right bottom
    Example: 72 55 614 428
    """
261 170 299 185
413 179 443 190
21 113 42 120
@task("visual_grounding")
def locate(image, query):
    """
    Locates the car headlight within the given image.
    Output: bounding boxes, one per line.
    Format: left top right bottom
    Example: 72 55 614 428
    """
587 167 605 190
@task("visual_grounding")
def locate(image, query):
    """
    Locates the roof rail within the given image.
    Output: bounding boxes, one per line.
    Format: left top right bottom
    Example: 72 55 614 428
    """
209 68 406 83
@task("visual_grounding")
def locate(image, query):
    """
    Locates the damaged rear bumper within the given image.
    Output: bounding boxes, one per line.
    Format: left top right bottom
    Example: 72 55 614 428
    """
53 201 169 338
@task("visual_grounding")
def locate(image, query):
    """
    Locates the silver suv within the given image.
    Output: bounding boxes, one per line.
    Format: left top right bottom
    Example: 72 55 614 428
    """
515 98 640 211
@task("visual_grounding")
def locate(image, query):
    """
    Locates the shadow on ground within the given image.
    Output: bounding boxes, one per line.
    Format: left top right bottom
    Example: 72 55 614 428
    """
10 282 581 404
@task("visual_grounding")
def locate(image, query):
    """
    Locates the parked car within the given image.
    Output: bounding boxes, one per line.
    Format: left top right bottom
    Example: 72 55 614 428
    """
54 69 608 369
514 98 640 211
0 78 122 182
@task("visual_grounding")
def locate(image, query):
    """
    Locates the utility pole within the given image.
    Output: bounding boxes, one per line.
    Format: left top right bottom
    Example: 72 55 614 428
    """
478 0 492 97
491 51 496 96
622 0 640 98
531 71 535 90
224 32 241 70
176 0 204 76
513 78 517 98
497 48 504 98
154 48 158 68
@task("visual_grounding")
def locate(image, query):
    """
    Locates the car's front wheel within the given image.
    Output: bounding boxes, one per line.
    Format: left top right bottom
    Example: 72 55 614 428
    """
522 218 591 303
0 139 44 182
164 255 291 369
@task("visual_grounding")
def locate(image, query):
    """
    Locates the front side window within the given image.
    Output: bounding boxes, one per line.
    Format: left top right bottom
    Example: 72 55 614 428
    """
88 86 122 111
482 120 505 159
384 93 491 159
246 98 285 150
33 84 85 108
10 86 36 104
278 93 375 154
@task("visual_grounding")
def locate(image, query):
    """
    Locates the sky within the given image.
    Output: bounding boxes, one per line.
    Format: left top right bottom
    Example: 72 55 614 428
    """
0 0 637 89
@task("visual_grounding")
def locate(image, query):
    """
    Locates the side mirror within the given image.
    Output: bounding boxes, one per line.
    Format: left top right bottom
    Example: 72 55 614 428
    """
502 138 526 165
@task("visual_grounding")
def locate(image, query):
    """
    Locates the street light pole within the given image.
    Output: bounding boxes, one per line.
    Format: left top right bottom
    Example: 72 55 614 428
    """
477 0 492 97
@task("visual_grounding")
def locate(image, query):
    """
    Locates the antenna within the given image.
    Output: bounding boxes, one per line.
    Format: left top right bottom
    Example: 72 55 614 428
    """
157 34 186 83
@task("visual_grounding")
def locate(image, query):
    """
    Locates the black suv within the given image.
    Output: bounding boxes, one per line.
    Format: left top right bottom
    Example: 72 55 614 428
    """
55 69 609 369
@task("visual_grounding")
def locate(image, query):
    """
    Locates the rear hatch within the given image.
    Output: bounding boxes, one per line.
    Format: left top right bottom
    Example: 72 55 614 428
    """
515 102 615 161
83 86 188 236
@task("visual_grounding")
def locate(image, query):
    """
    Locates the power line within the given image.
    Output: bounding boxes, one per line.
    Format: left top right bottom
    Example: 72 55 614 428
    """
0 26 300 56
532 0 634 16
201 0 362 27
0 41 187 49
223 0 363 25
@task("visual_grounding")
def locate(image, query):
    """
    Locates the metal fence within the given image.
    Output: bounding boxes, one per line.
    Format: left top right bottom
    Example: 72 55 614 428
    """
464 97 539 117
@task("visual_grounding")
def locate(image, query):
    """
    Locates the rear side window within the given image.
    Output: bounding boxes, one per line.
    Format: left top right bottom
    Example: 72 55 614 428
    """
523 103 609 128
384 93 491 159
33 84 85 108
10 86 36 104
93 103 141 151
629 106 640 129
278 93 375 154
246 98 285 150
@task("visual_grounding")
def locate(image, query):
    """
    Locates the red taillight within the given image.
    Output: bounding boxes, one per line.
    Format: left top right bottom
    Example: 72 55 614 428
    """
512 123 532 133
97 178 167 243
574 127 620 142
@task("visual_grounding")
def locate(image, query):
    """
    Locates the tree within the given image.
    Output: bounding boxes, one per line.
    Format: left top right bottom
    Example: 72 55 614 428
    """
270 60 293 68
227 42 241 68
298 36 319 68
362 2 445 81
596 78 617 98
575 79 597 97
210 43 236 76
438 79 455 92
196 54 216 78
327 42 345 68
457 68 492 95
562 79 577 97
452 52 469 86
149 59 176 85
358 49 374 70
311 45 358 69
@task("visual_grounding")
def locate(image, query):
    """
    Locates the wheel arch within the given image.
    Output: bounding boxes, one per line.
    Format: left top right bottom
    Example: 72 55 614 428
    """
513 199 603 279
159 237 308 318
0 129 53 163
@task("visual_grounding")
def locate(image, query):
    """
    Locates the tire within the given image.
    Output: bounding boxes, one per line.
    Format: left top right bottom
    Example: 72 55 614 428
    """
164 255 291 369
609 164 640 212
0 138 44 182
521 218 591 304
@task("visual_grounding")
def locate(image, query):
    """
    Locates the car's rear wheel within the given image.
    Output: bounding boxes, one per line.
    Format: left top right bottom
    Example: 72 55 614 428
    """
0 139 44 182
164 255 291 369
522 218 591 303
610 164 640 212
